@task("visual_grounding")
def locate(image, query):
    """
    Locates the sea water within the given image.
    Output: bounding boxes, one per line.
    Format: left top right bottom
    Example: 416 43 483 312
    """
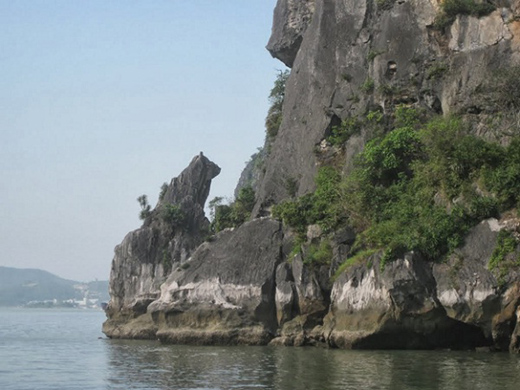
1 307 520 390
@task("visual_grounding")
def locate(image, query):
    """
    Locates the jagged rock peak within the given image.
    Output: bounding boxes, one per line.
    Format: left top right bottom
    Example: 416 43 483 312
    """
266 0 316 67
161 152 221 208
103 153 220 338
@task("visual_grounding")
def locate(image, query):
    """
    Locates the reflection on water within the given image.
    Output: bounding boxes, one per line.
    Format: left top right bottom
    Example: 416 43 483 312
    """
104 340 520 390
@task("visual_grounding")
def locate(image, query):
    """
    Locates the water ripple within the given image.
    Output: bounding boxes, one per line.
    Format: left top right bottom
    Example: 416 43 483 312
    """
1 308 520 390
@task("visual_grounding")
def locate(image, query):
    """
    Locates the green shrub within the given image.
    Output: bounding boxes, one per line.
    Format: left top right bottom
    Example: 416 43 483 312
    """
361 126 422 185
341 73 353 82
394 105 422 128
426 62 448 80
483 138 520 210
442 0 495 18
333 249 378 280
489 230 518 269
159 183 169 201
265 70 289 140
212 204 234 232
489 230 519 286
434 0 496 30
161 249 172 273
361 78 375 93
346 116 515 264
305 239 333 265
273 194 316 235
137 195 151 220
273 167 344 234
285 177 298 198
366 110 384 124
275 110 520 272
486 66 520 110
367 49 384 62
269 70 289 106
266 107 283 139
327 117 362 147
209 186 256 233
161 203 185 226
232 186 256 222
378 83 398 96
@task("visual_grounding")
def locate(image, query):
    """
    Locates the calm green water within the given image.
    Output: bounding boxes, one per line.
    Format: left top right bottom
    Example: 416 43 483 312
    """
1 307 519 390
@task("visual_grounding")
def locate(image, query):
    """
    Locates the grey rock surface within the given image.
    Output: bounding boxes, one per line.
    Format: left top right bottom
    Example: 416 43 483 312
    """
324 219 520 350
106 218 284 344
266 0 316 67
103 153 220 337
256 0 520 210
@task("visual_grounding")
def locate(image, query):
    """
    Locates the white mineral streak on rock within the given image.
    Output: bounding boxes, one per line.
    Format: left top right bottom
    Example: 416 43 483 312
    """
157 278 261 310
332 269 390 311
439 285 495 312
449 12 512 52
276 287 293 307
469 288 496 303
487 218 501 232
439 288 459 307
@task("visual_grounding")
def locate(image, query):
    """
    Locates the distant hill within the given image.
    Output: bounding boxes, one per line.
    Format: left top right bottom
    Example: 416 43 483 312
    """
0 266 109 307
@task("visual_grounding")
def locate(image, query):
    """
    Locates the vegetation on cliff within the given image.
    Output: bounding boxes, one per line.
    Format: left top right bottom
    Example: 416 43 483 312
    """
274 104 520 270
265 69 290 141
434 0 496 30
209 186 256 233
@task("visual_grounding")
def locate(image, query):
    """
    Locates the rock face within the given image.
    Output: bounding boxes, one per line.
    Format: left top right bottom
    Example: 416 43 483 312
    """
266 0 316 67
256 0 520 209
103 153 220 338
105 216 286 343
324 219 520 351
149 218 283 345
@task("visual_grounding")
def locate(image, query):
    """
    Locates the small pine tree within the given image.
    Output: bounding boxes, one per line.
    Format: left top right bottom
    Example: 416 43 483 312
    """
137 195 151 220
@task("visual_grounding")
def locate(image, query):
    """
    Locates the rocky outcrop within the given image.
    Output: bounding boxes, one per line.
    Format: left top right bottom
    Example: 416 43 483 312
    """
323 219 520 351
103 153 220 338
148 218 283 345
271 254 331 346
325 253 488 350
105 217 286 344
266 0 316 67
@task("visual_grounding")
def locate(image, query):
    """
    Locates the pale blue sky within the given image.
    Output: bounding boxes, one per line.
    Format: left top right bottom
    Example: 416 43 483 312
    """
0 0 283 281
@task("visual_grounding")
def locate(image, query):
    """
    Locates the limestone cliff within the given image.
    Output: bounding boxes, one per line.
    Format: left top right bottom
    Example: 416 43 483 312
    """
104 0 520 352
257 0 520 209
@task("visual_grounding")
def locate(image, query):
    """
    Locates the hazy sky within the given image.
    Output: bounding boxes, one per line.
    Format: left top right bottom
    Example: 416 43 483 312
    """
0 0 283 281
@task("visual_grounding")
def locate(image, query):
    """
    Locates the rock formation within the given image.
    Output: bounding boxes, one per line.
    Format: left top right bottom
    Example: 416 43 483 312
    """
104 0 520 352
256 0 520 209
103 153 220 338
